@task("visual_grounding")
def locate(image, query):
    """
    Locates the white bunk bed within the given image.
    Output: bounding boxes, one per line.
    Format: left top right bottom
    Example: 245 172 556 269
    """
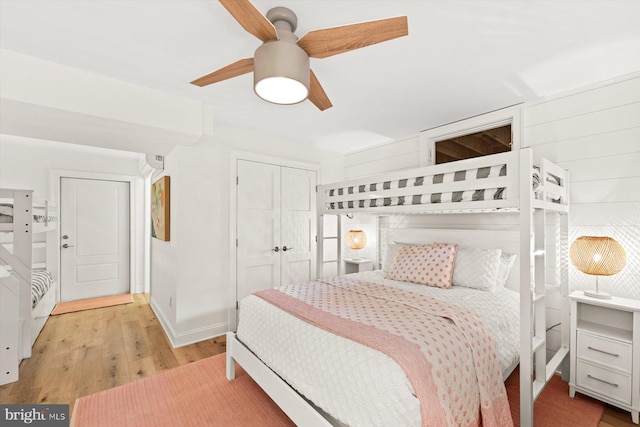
226 147 570 427
0 188 57 386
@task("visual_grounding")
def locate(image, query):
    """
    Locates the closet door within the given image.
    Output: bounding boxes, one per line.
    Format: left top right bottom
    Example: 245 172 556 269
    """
236 160 317 305
281 167 317 285
236 160 281 302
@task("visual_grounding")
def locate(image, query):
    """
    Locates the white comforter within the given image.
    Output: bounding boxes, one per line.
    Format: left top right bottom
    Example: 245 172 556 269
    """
236 271 520 427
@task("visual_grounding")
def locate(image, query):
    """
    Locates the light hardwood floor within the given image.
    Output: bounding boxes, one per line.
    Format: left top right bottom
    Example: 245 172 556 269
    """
0 294 226 413
0 293 634 426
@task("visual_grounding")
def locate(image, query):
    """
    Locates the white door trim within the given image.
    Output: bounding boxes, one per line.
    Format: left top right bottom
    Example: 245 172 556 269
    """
51 169 140 302
228 150 320 331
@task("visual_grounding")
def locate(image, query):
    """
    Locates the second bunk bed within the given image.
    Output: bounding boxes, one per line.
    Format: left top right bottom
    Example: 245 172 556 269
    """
0 188 57 385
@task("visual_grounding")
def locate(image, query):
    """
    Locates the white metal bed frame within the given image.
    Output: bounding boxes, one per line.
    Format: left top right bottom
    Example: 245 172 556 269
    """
0 188 57 386
226 147 570 427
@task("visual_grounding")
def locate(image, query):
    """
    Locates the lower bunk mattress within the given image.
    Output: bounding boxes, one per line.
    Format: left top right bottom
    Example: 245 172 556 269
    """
31 270 54 309
236 270 520 427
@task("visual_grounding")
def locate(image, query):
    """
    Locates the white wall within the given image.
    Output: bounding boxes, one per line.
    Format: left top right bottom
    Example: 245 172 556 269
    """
523 75 640 299
0 135 147 294
0 50 202 155
150 119 344 347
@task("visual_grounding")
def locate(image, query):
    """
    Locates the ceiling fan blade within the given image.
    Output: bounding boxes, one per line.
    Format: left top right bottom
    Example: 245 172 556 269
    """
297 16 408 59
190 58 254 87
219 0 278 42
308 70 332 111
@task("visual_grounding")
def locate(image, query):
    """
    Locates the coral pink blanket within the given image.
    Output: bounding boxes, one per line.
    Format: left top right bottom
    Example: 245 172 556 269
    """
255 276 513 427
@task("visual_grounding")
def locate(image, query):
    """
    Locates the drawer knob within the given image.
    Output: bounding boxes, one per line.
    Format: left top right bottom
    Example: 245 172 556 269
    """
587 374 619 388
587 346 619 357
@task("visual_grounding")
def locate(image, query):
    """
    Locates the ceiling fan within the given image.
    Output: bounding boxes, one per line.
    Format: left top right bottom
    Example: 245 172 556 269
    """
190 0 408 111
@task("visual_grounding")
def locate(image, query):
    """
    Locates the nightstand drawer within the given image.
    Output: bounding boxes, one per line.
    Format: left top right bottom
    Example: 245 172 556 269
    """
576 360 631 405
577 331 632 373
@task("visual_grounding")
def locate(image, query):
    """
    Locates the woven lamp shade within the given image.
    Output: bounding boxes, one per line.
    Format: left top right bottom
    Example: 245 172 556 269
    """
345 230 367 250
570 236 626 276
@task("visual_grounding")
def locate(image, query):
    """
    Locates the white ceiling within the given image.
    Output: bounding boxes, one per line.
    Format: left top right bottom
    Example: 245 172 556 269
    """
1 0 639 154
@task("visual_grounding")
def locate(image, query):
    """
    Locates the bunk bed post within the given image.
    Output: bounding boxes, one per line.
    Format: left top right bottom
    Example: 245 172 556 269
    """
559 172 571 381
11 190 34 360
519 149 534 427
11 190 33 268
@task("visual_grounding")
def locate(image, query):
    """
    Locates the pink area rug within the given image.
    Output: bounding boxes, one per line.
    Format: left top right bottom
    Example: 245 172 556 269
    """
71 353 295 426
51 293 133 315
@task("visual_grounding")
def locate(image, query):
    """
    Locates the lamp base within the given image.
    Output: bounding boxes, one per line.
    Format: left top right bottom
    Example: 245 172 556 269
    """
584 290 612 299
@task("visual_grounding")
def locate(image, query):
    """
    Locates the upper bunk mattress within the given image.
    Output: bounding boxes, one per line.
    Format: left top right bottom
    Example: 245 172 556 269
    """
236 270 519 427
324 163 561 212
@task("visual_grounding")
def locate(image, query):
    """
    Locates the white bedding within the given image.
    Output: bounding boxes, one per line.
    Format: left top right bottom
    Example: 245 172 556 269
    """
236 270 520 427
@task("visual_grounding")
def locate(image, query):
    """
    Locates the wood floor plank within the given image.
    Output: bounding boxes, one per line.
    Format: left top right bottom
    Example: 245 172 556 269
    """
122 319 152 361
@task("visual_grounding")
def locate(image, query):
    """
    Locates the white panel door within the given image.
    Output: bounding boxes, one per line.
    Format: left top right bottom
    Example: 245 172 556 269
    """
236 160 317 305
281 167 317 285
236 160 281 302
60 178 130 302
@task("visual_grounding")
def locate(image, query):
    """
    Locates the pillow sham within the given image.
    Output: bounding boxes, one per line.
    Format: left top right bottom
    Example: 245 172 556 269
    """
386 243 458 288
495 252 517 288
452 246 502 291
382 242 426 272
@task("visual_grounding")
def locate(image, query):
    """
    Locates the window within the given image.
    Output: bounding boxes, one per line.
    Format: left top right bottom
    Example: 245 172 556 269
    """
418 105 521 166
435 124 511 164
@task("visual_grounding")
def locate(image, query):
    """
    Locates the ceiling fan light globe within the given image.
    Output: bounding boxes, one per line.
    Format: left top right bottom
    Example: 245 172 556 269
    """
255 77 308 104
254 40 310 105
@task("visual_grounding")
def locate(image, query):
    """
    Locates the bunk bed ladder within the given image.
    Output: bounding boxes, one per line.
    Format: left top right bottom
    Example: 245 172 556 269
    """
532 208 547 399
520 154 570 427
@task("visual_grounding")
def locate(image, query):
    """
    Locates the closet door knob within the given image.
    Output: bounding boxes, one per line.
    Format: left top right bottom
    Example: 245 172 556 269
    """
273 246 280 252
62 243 74 249
282 246 293 252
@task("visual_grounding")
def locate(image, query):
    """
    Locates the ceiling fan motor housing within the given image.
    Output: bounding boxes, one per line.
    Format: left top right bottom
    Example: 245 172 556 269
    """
253 40 310 104
253 7 310 104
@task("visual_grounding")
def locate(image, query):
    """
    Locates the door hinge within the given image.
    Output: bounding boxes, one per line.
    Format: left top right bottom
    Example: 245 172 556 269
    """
236 176 239 185
236 301 239 310
316 184 320 192
236 238 238 247
315 235 318 242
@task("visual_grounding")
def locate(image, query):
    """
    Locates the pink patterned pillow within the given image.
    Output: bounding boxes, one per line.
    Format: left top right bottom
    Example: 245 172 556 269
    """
386 243 458 288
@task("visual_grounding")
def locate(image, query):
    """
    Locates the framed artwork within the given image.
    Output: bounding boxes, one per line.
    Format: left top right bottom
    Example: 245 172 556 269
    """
151 176 170 241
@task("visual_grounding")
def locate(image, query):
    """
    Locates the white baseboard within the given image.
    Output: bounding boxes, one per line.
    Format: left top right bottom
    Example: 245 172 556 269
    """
149 297 228 348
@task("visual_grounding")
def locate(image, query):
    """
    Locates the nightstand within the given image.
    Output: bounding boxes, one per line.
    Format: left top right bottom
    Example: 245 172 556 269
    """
569 291 640 424
344 258 373 274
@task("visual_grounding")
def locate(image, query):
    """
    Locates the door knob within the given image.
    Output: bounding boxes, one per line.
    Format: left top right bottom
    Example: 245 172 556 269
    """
62 243 74 249
282 246 293 252
272 246 280 252
62 235 69 239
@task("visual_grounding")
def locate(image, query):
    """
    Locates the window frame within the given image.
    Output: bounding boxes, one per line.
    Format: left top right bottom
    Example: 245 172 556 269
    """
418 105 523 166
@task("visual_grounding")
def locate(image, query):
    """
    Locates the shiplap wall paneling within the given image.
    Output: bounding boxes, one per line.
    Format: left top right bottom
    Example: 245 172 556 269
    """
524 75 640 300
344 136 419 179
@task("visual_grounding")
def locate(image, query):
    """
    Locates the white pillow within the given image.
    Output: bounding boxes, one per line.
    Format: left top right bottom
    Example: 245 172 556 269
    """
495 252 517 288
452 246 502 291
382 243 399 272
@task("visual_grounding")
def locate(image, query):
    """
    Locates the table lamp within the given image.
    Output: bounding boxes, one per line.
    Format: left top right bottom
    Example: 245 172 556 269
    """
570 236 626 299
346 230 367 260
